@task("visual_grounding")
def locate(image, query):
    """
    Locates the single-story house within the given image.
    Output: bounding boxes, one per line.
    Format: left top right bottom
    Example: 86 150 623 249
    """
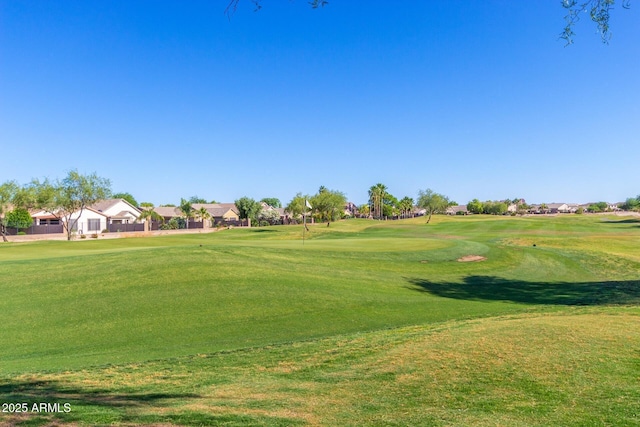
566 204 580 213
31 198 142 234
31 210 61 225
446 205 469 215
547 203 570 214
344 202 358 217
91 198 141 224
67 207 109 234
152 206 182 223
31 206 109 234
191 203 240 225
413 207 426 217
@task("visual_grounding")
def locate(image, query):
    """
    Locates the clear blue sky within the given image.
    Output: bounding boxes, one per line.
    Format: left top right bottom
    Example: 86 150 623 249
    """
1 1 638 206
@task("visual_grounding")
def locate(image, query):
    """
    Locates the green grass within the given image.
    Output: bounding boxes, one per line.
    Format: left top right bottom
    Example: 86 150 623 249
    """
1 215 639 425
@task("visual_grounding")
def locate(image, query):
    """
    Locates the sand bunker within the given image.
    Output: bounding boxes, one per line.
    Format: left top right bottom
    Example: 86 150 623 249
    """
457 255 487 262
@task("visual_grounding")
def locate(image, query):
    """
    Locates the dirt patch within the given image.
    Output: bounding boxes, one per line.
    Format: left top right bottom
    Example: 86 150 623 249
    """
457 255 487 262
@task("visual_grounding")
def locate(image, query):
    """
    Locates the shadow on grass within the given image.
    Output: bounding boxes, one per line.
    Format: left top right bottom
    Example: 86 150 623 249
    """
0 379 302 426
406 276 640 305
600 218 640 225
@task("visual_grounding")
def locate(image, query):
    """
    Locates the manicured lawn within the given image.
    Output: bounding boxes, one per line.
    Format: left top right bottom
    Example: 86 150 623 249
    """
0 215 638 425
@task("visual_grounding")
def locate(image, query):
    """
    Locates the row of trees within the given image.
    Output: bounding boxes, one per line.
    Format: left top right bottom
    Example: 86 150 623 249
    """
364 184 453 223
466 199 513 215
232 185 455 228
235 187 347 227
6 170 635 241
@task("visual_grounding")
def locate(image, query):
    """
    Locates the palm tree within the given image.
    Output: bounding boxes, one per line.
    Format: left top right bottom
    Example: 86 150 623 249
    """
138 208 164 231
196 207 211 228
399 196 414 219
179 198 194 229
368 183 387 220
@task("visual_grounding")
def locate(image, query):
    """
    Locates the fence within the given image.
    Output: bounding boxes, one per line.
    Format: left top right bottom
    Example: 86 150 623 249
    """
149 220 205 230
106 223 145 233
5 224 64 235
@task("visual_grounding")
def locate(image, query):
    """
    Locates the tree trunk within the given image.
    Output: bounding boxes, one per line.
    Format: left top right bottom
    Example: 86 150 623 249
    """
1 225 7 242
427 211 433 224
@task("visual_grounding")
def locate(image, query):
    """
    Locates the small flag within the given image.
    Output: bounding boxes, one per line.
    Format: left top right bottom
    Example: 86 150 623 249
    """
305 199 312 209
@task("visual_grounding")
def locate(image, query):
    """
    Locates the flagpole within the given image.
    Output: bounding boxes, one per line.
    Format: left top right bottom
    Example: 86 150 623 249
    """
303 198 311 246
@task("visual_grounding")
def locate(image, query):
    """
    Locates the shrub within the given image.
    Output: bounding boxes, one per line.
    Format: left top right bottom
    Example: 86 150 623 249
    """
6 208 33 231
160 217 186 230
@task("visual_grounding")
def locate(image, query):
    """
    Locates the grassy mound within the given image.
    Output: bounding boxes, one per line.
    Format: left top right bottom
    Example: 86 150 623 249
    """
2 310 639 426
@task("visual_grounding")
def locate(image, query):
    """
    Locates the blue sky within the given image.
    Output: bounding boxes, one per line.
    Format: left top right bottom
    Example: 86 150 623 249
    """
1 1 638 206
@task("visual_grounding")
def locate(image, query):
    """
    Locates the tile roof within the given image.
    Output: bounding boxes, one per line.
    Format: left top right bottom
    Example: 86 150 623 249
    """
153 206 181 217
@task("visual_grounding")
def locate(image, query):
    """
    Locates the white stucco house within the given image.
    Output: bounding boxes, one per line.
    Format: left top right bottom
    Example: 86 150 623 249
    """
90 199 141 224
31 198 142 235
67 207 109 234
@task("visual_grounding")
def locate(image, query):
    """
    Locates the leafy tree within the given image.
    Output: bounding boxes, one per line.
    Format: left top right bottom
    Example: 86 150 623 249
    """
0 181 19 242
258 208 281 225
179 198 195 229
620 196 640 211
561 0 631 45
235 197 262 227
417 189 450 223
467 199 484 214
5 208 33 231
28 170 111 240
260 197 282 208
310 187 347 223
189 195 208 204
139 202 154 208
358 203 371 217
485 201 508 215
588 201 609 212
285 193 308 220
382 193 398 218
112 192 138 207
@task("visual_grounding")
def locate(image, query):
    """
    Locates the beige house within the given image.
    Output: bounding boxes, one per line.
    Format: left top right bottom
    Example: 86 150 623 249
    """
446 205 469 215
152 206 182 222
191 203 240 225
